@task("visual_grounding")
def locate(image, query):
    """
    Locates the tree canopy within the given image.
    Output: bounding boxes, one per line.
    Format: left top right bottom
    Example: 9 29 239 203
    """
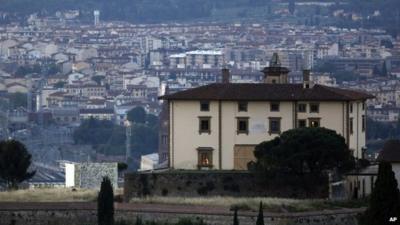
98 177 114 225
254 127 355 175
73 118 126 155
127 107 146 124
0 140 35 189
359 162 400 225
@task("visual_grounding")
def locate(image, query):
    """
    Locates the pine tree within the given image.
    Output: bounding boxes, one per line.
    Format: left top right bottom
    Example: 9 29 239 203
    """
256 202 264 225
98 177 115 225
233 207 239 225
359 162 400 225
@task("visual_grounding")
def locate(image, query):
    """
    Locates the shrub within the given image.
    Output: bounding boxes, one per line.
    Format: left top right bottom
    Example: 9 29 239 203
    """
98 177 114 225
359 162 400 225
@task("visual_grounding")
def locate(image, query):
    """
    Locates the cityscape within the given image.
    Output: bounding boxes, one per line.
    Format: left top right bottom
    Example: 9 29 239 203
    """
0 0 399 225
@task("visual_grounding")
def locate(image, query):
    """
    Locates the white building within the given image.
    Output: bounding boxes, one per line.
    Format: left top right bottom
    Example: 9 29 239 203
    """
160 54 373 170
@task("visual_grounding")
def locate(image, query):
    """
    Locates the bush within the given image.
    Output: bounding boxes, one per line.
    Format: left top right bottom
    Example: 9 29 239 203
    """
359 162 400 225
98 177 114 225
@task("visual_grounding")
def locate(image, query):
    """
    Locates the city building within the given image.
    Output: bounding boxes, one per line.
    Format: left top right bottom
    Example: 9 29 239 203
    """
160 54 373 170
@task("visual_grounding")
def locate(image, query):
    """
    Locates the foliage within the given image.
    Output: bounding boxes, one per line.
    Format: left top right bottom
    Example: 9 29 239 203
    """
126 108 159 158
314 61 359 83
329 0 400 36
359 162 400 225
367 117 400 140
14 63 60 77
256 202 264 225
0 0 275 24
0 140 35 189
92 75 105 85
254 128 355 175
54 81 67 89
127 106 146 124
7 92 27 109
233 207 239 225
15 64 41 77
98 177 115 225
118 162 128 172
73 118 126 155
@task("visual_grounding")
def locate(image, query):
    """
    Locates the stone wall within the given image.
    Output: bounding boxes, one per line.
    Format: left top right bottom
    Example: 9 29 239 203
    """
124 171 328 199
78 162 118 189
0 209 361 225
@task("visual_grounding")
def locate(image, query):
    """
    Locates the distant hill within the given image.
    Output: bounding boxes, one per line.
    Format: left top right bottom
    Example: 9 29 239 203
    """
0 0 398 35
0 0 271 23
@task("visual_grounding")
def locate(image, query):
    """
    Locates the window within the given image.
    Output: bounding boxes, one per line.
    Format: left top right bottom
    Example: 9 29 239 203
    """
298 119 307 128
350 103 353 113
200 101 210 111
310 103 319 113
197 147 213 168
237 117 249 134
199 117 211 134
269 117 281 134
362 115 366 132
270 102 280 112
309 118 320 128
362 102 365 110
349 118 354 134
238 101 248 112
298 103 307 113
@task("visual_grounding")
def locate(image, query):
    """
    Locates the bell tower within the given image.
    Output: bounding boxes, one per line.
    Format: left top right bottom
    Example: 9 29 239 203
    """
261 53 290 84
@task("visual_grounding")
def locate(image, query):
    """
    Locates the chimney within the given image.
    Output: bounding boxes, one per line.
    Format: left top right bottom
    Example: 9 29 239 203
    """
221 68 230 83
303 69 311 89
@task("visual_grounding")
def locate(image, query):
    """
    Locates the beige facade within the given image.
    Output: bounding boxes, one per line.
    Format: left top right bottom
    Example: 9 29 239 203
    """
162 55 372 171
168 99 367 170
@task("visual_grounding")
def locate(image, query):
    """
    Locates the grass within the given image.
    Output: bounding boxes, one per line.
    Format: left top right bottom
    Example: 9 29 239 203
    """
0 189 367 212
130 196 368 213
0 188 122 202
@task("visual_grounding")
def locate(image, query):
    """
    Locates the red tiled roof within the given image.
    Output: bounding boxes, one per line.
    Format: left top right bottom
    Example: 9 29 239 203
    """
159 83 374 101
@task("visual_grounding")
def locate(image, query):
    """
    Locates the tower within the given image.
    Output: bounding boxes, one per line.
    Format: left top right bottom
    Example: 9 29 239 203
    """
94 10 100 26
261 53 290 84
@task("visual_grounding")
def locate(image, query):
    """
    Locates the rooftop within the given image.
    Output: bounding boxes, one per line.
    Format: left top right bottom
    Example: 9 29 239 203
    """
159 83 374 101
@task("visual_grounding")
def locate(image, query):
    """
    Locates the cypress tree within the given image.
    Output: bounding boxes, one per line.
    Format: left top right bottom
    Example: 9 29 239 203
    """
98 177 115 225
233 207 239 225
359 162 400 225
256 202 264 225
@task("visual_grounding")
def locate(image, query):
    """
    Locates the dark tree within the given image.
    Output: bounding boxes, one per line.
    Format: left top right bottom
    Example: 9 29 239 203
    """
98 177 114 225
382 61 388 76
146 114 159 128
92 75 105 85
359 162 400 225
254 127 355 175
233 207 239 225
7 92 27 109
54 81 66 89
127 107 146 124
256 202 264 225
0 140 35 189
117 162 128 172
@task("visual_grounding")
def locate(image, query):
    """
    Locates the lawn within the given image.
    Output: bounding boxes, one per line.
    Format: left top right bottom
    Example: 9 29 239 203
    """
0 189 367 212
129 196 367 213
0 188 119 202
